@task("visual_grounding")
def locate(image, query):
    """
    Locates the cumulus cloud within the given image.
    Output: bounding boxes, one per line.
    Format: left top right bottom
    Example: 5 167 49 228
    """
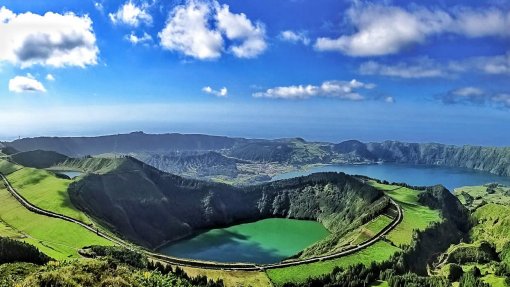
438 87 510 108
215 4 266 58
202 86 228 97
253 79 374 101
158 0 266 60
45 74 55 81
126 31 153 44
9 74 46 93
0 7 98 68
315 4 510 56
360 52 510 78
109 1 152 27
279 30 310 45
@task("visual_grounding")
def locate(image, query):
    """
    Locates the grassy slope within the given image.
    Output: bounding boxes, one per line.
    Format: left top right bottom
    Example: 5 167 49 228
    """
351 214 393 245
0 182 112 260
455 185 510 210
5 167 92 224
471 203 510 251
181 266 273 287
266 183 441 286
371 182 442 247
267 241 399 286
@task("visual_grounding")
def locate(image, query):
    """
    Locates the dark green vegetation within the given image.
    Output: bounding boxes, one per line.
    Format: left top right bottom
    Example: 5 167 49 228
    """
10 150 70 169
137 151 243 178
0 237 50 265
0 244 225 287
68 156 388 252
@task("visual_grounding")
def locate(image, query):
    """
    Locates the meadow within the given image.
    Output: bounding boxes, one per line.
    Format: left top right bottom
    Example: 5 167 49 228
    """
0 183 112 260
4 167 92 224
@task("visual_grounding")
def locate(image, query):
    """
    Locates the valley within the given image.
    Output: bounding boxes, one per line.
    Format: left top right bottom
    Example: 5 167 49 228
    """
0 133 509 286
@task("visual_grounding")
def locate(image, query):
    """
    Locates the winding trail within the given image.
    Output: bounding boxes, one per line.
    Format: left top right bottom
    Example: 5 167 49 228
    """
0 172 402 271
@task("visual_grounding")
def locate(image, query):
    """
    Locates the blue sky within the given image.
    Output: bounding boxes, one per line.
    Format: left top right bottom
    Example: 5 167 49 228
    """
0 0 509 145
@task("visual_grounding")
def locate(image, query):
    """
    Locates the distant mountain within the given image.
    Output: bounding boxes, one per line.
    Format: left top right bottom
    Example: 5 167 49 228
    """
135 151 241 177
68 157 386 249
3 132 510 177
3 131 240 157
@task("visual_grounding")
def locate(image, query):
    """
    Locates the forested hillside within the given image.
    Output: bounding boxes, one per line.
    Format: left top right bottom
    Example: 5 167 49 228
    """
68 156 387 251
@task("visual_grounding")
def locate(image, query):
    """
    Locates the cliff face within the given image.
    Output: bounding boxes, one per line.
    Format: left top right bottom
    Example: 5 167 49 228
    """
68 158 385 248
366 141 510 177
135 151 240 177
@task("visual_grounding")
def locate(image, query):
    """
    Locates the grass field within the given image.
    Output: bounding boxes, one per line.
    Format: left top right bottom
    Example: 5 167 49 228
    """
0 184 113 259
455 185 510 210
352 214 393 245
4 167 92 224
371 280 389 287
370 182 442 247
0 220 23 238
181 266 273 287
266 241 400 286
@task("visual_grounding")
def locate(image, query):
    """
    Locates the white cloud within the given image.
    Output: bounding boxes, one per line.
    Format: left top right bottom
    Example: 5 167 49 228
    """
315 4 510 56
439 87 510 108
0 7 98 68
159 1 223 60
158 0 267 60
384 96 395 103
45 74 55 81
126 31 153 44
452 87 484 97
360 52 510 78
202 86 228 97
9 74 46 93
215 4 266 58
109 1 152 27
94 2 104 13
359 58 445 78
253 79 373 100
279 30 310 45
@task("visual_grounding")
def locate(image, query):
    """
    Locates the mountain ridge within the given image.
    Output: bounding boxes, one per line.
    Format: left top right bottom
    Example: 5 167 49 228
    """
3 132 510 177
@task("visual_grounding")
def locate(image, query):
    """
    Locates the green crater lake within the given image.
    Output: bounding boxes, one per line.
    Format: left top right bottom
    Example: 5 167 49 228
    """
158 218 329 264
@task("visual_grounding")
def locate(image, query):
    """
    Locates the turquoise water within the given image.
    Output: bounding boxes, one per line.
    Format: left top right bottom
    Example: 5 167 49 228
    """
158 218 329 264
272 163 510 191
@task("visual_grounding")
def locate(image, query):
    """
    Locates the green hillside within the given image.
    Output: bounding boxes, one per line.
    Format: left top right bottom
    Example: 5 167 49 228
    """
4 167 92 224
10 150 69 169
0 183 112 259
69 157 390 252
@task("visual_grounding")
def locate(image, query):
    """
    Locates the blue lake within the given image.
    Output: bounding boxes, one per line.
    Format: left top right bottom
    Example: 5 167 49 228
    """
53 171 83 179
272 164 510 191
